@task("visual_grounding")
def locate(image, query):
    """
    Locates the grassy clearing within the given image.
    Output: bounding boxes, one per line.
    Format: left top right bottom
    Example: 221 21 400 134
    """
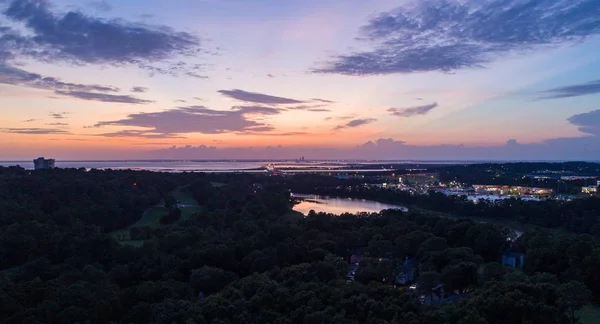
172 187 198 205
138 206 169 227
577 305 600 324
110 186 201 246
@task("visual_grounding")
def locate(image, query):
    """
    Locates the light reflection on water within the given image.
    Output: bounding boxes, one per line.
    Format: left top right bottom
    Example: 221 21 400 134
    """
292 194 408 215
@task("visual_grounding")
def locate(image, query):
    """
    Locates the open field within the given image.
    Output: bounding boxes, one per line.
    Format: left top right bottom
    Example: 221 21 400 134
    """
110 186 201 246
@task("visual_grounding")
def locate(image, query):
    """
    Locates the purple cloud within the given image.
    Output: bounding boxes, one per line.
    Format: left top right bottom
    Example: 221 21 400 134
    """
93 106 275 136
334 118 377 130
218 89 305 104
538 80 600 100
55 90 153 104
314 0 600 75
568 109 600 136
131 86 148 93
1 0 202 76
388 102 438 117
1 127 69 134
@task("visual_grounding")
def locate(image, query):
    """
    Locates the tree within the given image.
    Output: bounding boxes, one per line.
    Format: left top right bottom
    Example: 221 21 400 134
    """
418 271 440 301
557 281 591 324
441 262 478 293
190 267 238 295
165 195 178 210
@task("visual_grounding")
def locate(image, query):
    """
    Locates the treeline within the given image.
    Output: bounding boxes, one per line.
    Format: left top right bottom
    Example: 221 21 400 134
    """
287 175 600 234
0 169 599 323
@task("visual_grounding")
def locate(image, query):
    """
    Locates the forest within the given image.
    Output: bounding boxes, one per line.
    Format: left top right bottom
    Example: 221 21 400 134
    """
1 166 599 323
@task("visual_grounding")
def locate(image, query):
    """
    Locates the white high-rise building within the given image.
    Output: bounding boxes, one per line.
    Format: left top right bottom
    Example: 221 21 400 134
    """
33 157 55 170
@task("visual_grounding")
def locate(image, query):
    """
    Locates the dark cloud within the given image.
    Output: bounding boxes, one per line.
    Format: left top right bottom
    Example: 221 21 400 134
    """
238 131 308 136
568 109 600 136
388 102 438 117
0 64 119 92
22 118 38 122
334 118 377 130
49 112 68 119
131 86 147 93
314 0 600 75
55 90 153 104
538 80 600 100
0 64 154 104
232 106 283 115
285 104 330 112
218 89 305 104
1 127 68 134
88 0 112 12
325 115 355 121
311 98 335 103
93 106 274 136
1 0 201 74
96 130 185 139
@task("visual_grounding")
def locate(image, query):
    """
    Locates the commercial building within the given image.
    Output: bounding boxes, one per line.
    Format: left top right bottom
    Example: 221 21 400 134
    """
472 185 553 196
582 186 598 194
33 157 55 170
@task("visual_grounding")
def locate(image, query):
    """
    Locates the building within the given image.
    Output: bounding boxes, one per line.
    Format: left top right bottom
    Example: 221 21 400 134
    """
33 157 55 170
502 252 525 268
582 186 598 194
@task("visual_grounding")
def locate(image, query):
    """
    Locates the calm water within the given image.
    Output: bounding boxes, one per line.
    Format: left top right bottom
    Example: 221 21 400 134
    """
292 194 408 215
0 160 471 172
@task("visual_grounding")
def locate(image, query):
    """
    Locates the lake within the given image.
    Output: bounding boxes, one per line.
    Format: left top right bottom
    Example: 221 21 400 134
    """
292 193 408 215
292 193 524 239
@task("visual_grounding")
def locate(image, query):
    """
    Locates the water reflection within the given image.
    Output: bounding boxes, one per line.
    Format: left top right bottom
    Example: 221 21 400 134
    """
292 194 408 215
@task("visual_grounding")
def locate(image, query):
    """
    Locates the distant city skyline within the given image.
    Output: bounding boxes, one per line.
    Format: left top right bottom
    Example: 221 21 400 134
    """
1 0 599 160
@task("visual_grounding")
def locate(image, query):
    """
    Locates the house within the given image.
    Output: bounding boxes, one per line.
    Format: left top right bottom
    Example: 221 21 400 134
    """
502 252 526 268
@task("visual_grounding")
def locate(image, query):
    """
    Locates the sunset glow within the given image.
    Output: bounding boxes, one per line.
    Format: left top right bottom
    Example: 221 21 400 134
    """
1 0 599 160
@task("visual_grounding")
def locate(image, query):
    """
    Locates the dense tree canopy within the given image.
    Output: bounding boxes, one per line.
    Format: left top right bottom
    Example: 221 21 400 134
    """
0 166 598 323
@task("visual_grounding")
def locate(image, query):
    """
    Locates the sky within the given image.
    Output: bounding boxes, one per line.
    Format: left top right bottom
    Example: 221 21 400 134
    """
1 0 599 161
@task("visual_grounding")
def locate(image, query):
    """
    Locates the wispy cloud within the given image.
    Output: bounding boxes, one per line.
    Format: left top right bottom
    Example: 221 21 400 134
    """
131 86 148 93
311 98 335 103
1 0 202 76
22 118 38 122
45 122 68 126
334 118 377 130
88 0 112 12
388 102 438 117
232 105 283 115
538 80 600 100
0 64 155 104
238 131 308 136
95 130 185 139
49 112 68 119
1 127 69 134
55 91 153 104
93 106 276 137
313 0 600 75
286 104 331 112
218 89 305 104
0 64 119 93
